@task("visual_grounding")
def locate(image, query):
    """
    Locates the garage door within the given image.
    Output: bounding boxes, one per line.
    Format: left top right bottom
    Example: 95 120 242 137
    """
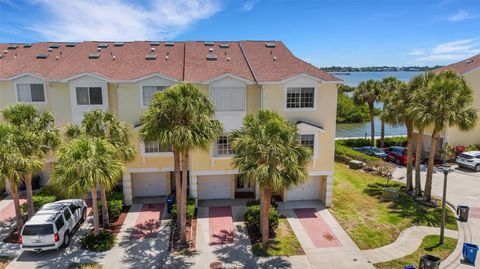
286 177 320 201
132 172 168 197
197 175 231 200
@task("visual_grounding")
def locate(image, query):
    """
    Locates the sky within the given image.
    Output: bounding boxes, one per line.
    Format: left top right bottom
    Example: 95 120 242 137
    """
0 0 479 67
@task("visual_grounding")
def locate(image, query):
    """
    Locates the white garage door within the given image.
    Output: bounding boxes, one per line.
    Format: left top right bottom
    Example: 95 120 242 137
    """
197 175 231 200
286 177 320 201
132 172 168 197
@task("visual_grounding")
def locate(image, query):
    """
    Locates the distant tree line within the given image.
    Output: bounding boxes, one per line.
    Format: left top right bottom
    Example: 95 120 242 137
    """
322 66 443 72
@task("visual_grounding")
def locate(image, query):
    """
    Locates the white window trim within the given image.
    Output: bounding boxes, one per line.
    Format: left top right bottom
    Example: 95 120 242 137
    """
284 85 317 112
75 87 104 106
140 141 173 157
139 85 167 109
300 132 318 160
14 82 48 104
212 134 234 159
209 85 247 114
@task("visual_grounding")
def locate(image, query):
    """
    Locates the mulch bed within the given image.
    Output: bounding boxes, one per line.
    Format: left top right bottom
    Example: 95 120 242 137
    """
169 210 197 253
104 206 130 237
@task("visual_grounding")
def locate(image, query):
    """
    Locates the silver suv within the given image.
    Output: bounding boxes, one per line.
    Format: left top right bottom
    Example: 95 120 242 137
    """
20 199 87 252
456 151 480 172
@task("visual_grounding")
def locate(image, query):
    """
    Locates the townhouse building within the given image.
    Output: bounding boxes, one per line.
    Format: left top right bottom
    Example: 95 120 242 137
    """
0 41 341 207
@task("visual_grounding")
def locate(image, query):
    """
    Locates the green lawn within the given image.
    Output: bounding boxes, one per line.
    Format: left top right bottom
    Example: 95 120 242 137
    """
330 162 458 250
0 257 13 269
375 235 457 269
252 218 305 257
69 263 102 269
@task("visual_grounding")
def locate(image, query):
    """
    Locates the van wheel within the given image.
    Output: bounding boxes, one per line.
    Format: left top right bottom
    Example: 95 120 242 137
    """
62 232 70 248
476 165 480 172
81 208 87 223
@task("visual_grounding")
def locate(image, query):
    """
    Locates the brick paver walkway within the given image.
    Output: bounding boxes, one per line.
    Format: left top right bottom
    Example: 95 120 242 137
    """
209 206 234 245
130 203 164 239
0 197 26 222
294 208 342 248
469 207 480 219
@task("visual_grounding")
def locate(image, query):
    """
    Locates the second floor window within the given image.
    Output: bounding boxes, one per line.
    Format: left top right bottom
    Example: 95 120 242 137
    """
76 87 103 105
210 87 245 112
286 87 315 109
143 86 166 107
299 134 315 149
144 141 172 153
17 83 45 102
216 135 233 156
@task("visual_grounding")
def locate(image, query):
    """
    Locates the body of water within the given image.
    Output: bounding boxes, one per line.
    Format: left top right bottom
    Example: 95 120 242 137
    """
332 71 421 138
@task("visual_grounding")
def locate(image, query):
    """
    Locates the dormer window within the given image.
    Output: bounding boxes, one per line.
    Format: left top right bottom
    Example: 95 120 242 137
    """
17 83 45 103
76 87 103 105
286 87 315 109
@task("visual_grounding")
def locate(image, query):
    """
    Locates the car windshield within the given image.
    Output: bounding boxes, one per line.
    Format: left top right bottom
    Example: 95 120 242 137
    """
22 224 54 236
459 154 474 160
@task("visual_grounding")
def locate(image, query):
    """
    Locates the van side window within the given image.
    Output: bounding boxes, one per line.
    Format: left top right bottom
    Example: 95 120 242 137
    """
64 209 72 221
69 204 77 214
55 216 64 230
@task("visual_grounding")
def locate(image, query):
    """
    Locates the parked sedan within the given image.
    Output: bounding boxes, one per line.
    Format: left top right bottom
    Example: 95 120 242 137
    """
384 146 414 166
353 146 389 159
456 151 480 172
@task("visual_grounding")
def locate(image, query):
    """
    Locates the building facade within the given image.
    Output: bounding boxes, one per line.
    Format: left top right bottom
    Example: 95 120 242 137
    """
0 41 341 207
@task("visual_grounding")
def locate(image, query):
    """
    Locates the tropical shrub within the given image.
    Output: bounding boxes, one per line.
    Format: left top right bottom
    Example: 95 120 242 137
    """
467 144 480 151
171 197 196 223
376 136 408 148
98 199 123 223
336 138 371 148
21 194 56 215
245 204 280 234
335 143 377 164
80 230 115 251
245 198 278 208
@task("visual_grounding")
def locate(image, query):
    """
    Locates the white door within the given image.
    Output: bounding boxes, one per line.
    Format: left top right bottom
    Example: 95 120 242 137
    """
197 175 231 199
286 176 320 201
132 172 168 197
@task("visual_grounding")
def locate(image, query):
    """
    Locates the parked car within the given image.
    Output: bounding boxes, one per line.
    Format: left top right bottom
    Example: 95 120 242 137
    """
384 146 414 166
21 199 87 252
353 146 389 159
456 151 480 172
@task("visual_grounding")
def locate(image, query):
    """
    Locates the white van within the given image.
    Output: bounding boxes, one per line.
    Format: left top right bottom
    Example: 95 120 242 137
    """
21 199 87 252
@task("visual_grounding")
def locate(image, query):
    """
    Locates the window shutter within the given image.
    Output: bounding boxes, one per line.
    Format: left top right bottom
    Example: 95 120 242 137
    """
210 87 245 111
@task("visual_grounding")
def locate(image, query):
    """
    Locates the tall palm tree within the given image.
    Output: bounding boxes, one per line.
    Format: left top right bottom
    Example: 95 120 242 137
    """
353 80 382 146
141 83 222 244
379 77 401 148
409 72 437 197
1 104 60 218
50 137 123 235
412 71 477 201
231 110 312 247
65 110 135 226
382 81 415 191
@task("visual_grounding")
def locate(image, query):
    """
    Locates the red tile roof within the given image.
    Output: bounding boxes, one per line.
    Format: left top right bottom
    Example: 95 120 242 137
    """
433 54 480 75
0 41 340 83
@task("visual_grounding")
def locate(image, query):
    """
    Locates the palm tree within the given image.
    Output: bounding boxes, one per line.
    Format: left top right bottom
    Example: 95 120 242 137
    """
409 72 437 197
382 81 415 191
50 137 123 235
353 80 382 146
141 83 222 244
1 104 60 218
379 77 401 148
65 110 135 226
412 71 477 201
231 110 312 247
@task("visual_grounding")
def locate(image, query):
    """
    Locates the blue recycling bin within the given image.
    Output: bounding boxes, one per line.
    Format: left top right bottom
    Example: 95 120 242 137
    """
462 242 479 265
404 266 416 269
166 194 176 213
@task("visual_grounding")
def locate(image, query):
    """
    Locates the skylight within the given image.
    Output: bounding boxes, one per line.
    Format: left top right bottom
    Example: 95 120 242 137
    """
219 43 230 48
265 42 276 48
165 42 175 47
49 44 61 49
98 43 109 48
89 53 100 59
66 43 77 47
113 42 124 47
206 53 217 61
7 45 18 50
204 41 214 46
36 53 48 59
23 44 32 48
145 53 156 60
150 41 160 46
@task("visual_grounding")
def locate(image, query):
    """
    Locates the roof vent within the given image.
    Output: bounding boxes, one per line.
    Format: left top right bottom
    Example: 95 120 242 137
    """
48 48 53 52
97 48 102 52
165 42 174 47
265 42 276 48
55 56 59 60
112 55 116 60
89 53 100 59
204 41 214 46
98 43 109 48
466 59 473 64
113 42 124 47
145 53 156 60
24 44 32 48
227 56 230 62
7 45 18 50
0 54 3 59
49 44 61 49
165 55 169 61
273 56 277 62
209 48 214 52
150 41 160 46
3 50 8 54
219 43 229 48
206 53 217 61
66 43 77 47
151 47 156 52
36 53 48 59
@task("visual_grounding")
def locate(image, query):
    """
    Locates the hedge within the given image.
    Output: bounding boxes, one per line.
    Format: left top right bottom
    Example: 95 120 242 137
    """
21 194 57 215
98 199 123 224
245 204 280 235
80 230 115 252
336 136 407 148
171 197 196 223
335 143 377 164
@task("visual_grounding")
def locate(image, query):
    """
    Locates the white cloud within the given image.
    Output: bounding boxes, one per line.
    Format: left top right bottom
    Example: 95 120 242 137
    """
28 0 221 41
410 38 480 64
407 48 426 56
447 10 477 22
241 0 259 12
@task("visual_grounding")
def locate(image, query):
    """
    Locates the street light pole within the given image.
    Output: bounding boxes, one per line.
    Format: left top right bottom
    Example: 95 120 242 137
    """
440 164 452 245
